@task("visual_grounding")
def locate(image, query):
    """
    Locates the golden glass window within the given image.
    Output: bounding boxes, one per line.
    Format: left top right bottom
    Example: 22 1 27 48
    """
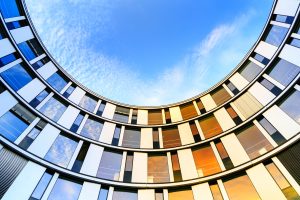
148 154 169 183
180 102 198 120
162 126 181 148
192 145 221 176
171 152 182 181
168 189 194 200
211 87 231 106
148 109 163 125
210 182 224 200
165 109 171 123
198 115 222 139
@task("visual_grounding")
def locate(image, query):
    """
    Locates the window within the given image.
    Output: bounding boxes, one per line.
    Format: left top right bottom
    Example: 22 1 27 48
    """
210 182 224 200
44 134 78 167
131 110 137 124
80 118 103 140
232 92 262 119
32 57 50 70
152 128 160 148
215 140 234 170
196 99 206 114
165 109 171 123
259 78 282 96
180 102 198 120
236 124 273 159
223 174 261 200
253 53 269 65
225 80 239 95
112 190 137 200
198 114 222 139
258 117 285 145
155 190 164 200
46 72 68 92
148 109 163 125
18 39 43 61
96 101 106 116
171 152 182 181
264 25 288 46
62 85 75 98
290 38 300 48
239 61 262 82
71 142 89 173
98 187 109 200
112 125 121 145
274 14 294 24
70 112 84 132
267 59 300 87
79 95 97 113
97 150 123 181
168 189 194 200
39 97 67 121
123 152 133 182
0 53 17 68
0 63 33 91
48 177 82 200
29 89 50 108
19 120 46 150
192 145 221 176
0 0 22 18
190 121 201 142
225 105 242 125
148 154 169 183
113 106 130 123
211 87 231 106
29 171 53 200
162 126 181 148
279 89 300 124
122 127 141 148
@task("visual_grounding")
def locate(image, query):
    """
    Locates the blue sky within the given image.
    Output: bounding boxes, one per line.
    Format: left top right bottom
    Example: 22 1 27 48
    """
26 0 273 106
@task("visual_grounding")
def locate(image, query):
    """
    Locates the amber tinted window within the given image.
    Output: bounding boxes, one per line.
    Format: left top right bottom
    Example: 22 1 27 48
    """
122 128 141 148
162 126 181 148
279 89 300 124
190 122 201 142
223 174 261 200
168 189 194 200
165 109 171 123
215 141 234 170
148 109 163 125
198 115 222 139
211 87 231 106
192 145 221 176
148 154 169 183
196 99 206 114
171 152 182 181
226 106 242 124
237 124 273 159
210 183 224 200
153 128 160 149
180 102 198 120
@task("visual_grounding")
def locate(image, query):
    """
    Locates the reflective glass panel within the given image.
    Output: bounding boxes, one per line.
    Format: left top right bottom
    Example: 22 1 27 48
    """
0 0 21 18
80 118 103 140
148 154 169 183
48 177 82 200
97 150 122 180
265 25 288 46
46 72 67 92
279 90 300 124
39 97 67 121
79 95 97 113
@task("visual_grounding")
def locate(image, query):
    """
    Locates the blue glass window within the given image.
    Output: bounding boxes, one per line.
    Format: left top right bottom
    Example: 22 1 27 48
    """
98 187 109 200
265 25 288 47
112 126 121 145
113 106 130 123
44 135 78 167
253 53 269 65
29 171 53 200
71 142 89 173
268 59 300 87
18 41 37 61
0 63 33 91
274 15 294 24
39 97 67 121
112 190 138 200
279 89 300 124
97 150 123 180
32 57 50 70
79 95 97 112
0 0 21 18
62 85 75 98
96 101 106 116
0 53 17 67
48 177 82 200
239 61 262 82
290 38 300 48
29 89 49 107
80 118 103 140
70 112 84 132
19 120 46 150
46 72 68 92
0 111 28 141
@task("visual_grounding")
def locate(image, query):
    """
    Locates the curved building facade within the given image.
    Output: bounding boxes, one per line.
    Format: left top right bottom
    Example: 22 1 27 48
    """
0 0 300 199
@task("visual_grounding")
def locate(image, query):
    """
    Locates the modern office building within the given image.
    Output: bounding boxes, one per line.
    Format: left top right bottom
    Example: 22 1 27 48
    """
0 0 299 199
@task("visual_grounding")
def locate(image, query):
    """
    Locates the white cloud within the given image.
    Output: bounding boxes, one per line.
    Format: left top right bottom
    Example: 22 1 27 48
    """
25 1 263 106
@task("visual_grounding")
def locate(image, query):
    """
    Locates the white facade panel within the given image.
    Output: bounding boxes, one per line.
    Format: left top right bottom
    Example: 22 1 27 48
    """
10 26 34 44
102 102 116 119
132 152 148 183
80 144 104 176
68 87 86 105
169 106 183 122
0 38 15 58
28 124 60 157
99 122 116 144
214 108 235 131
279 44 300 67
201 94 217 111
57 105 80 129
137 109 148 125
221 133 250 166
2 161 46 200
178 123 195 145
78 182 101 200
274 0 300 16
138 189 155 200
248 82 276 106
0 90 18 117
263 105 300 139
140 128 153 148
247 164 286 200
177 149 198 180
37 61 58 80
255 41 278 59
17 78 46 102
192 183 214 200
229 73 249 91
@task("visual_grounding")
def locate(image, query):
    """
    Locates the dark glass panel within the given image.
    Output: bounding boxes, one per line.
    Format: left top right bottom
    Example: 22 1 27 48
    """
0 53 17 67
113 106 130 123
258 117 285 145
30 171 53 200
71 142 89 173
123 153 133 183
29 89 49 108
0 0 21 18
171 152 182 181
70 112 84 132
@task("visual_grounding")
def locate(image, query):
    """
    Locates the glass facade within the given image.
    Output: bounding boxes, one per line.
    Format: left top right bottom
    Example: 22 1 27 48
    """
148 154 170 183
39 97 67 121
279 89 300 124
264 25 288 46
97 150 123 181
80 118 103 140
79 95 97 113
46 72 68 92
48 177 82 200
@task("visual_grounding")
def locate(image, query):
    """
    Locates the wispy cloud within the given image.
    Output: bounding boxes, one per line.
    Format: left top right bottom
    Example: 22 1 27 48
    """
26 1 263 106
